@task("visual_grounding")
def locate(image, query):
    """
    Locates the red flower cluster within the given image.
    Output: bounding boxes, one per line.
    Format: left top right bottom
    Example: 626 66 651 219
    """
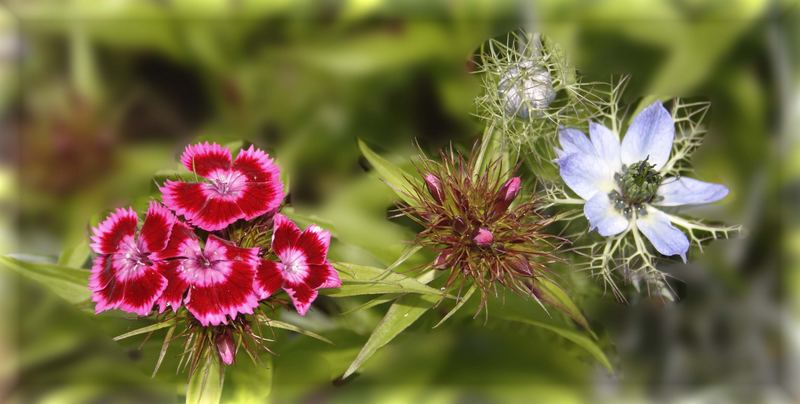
89 142 340 327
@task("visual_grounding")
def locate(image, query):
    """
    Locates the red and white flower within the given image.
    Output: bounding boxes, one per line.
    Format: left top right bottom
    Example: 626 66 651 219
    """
89 202 188 316
158 235 261 326
255 214 341 316
161 142 284 231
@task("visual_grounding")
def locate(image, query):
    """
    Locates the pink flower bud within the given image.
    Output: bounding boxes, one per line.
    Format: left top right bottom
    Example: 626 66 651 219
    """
216 330 235 366
424 174 445 203
473 227 493 246
494 177 521 214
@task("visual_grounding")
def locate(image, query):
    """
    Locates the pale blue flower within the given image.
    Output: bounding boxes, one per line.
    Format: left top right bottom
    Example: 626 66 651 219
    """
555 101 729 261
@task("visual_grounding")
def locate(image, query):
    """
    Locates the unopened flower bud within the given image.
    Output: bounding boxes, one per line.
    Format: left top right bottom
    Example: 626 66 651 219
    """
424 174 445 204
493 177 521 215
433 249 453 269
498 60 556 119
216 329 235 366
453 217 468 234
473 227 493 246
507 255 533 276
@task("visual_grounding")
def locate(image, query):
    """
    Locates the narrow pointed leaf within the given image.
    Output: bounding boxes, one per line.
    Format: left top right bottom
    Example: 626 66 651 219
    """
433 284 476 328
342 293 438 379
257 317 333 345
329 263 444 297
57 239 90 268
501 315 613 372
152 324 176 377
537 278 597 339
0 255 90 303
357 139 418 206
113 318 177 341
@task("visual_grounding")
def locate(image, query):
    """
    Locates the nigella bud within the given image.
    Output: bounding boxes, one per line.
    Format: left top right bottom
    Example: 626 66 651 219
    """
424 174 445 204
493 177 521 215
498 60 556 119
215 329 235 366
473 227 493 246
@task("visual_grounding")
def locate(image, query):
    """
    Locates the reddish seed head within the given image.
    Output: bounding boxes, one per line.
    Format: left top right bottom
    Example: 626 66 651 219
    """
473 228 493 246
216 329 235 366
404 146 562 312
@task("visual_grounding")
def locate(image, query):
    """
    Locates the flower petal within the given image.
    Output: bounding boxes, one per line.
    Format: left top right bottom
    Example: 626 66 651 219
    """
556 152 615 200
234 180 283 221
89 255 167 316
283 282 318 316
191 193 245 231
307 263 341 289
161 181 208 223
656 177 729 207
620 101 674 170
151 221 193 261
180 142 232 177
233 145 283 184
254 259 284 299
90 207 138 255
557 128 596 158
156 260 188 313
584 193 629 237
140 202 175 254
185 260 259 326
589 122 621 173
635 207 690 262
272 214 302 256
295 225 331 264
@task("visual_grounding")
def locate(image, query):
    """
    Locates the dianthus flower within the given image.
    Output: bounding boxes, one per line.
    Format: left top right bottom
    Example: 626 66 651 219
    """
255 214 341 315
161 143 284 231
89 202 188 315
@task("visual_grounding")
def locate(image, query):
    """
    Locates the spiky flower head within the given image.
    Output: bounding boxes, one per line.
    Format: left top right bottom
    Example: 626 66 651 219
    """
404 146 562 310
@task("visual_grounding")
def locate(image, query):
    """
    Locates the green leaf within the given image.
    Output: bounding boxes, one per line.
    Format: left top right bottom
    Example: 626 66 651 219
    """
0 255 90 304
256 316 333 345
357 139 418 206
186 354 224 404
342 293 437 379
536 278 597 339
57 239 90 269
113 318 177 341
226 354 272 404
433 284 476 328
499 315 613 373
329 262 444 297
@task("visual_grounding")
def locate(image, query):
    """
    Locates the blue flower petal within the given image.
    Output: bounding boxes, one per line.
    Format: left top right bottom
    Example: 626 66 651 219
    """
557 127 595 158
556 152 615 200
584 193 629 236
636 207 689 262
656 177 729 207
620 101 674 170
589 122 621 173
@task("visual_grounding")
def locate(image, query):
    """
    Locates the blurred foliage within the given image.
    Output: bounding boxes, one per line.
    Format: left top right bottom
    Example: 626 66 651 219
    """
1 0 796 403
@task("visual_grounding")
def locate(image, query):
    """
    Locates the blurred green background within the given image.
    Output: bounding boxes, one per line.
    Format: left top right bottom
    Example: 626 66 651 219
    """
1 0 797 403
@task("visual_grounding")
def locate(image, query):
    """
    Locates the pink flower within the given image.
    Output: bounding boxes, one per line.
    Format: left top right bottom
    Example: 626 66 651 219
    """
89 202 188 316
255 214 341 316
161 142 284 231
158 235 261 326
